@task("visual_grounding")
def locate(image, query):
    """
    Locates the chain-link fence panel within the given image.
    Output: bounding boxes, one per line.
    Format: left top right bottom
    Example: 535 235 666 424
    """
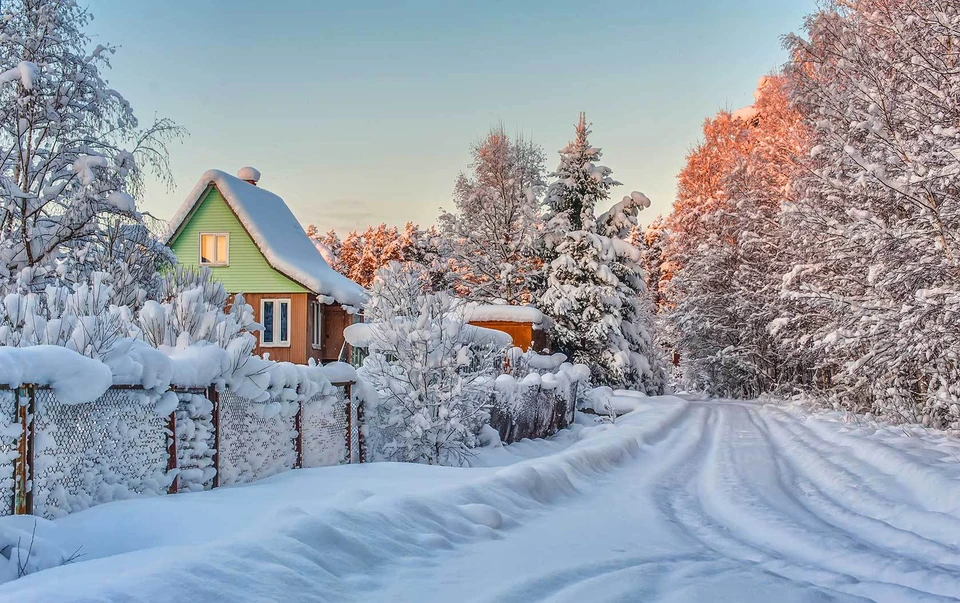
218 391 297 485
175 392 216 492
32 388 170 519
301 386 349 468
0 390 17 516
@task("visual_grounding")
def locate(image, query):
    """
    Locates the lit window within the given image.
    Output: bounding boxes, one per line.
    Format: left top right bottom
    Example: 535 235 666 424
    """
311 301 323 348
199 233 229 265
260 298 291 347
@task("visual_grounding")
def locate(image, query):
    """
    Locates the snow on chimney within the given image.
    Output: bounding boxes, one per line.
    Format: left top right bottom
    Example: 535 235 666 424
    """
237 166 261 186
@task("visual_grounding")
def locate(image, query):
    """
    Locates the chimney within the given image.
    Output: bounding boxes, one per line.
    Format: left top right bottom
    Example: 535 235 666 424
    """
237 166 261 186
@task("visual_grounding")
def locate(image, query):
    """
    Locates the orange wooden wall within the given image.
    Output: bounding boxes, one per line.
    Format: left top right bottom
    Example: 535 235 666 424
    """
468 320 547 352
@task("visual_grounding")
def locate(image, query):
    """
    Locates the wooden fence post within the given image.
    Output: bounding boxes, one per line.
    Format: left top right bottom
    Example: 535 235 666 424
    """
166 408 179 495
13 387 35 515
294 399 304 469
209 386 221 489
345 385 353 464
351 384 365 464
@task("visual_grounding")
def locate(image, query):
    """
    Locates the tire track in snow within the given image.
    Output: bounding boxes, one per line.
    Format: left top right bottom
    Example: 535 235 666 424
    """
762 405 960 518
686 402 960 602
487 403 873 603
756 407 960 566
656 405 882 597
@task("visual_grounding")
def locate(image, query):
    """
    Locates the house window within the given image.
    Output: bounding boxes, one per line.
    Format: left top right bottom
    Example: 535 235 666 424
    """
199 233 229 266
260 298 291 347
311 301 323 349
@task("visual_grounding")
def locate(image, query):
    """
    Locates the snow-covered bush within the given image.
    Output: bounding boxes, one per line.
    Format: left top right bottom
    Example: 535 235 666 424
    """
358 262 503 466
490 348 590 441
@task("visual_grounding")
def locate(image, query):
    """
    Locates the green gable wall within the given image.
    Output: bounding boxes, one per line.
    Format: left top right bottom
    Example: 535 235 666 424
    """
169 186 308 294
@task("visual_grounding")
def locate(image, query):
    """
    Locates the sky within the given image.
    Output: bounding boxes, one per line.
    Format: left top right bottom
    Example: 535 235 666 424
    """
86 0 815 233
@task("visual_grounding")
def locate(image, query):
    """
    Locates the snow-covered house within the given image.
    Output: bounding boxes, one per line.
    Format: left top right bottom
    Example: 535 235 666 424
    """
165 168 367 364
463 304 550 352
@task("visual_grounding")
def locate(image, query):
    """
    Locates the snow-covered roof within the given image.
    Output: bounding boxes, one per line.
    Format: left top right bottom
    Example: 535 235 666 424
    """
166 169 367 308
344 322 513 349
463 303 548 326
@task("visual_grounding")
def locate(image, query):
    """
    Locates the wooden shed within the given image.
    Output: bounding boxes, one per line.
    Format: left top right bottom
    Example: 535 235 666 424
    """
464 305 550 352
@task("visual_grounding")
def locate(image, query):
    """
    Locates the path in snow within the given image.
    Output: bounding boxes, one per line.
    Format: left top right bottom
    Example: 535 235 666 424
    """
4 396 960 602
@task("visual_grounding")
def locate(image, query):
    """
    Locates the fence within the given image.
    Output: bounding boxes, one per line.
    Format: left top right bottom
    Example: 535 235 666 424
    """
488 379 580 444
0 381 363 519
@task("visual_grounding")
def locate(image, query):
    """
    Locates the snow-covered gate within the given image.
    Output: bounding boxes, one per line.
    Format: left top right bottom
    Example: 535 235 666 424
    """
0 381 363 519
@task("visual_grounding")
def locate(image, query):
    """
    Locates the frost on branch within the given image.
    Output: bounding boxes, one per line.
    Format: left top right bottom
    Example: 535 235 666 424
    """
0 0 183 301
439 125 547 304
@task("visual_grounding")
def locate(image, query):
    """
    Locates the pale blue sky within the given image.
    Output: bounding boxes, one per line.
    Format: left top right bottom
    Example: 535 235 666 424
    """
86 0 813 232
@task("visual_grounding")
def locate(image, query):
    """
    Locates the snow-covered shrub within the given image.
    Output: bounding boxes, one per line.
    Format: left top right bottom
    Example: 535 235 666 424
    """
175 393 217 492
359 262 502 466
0 517 74 583
491 349 590 442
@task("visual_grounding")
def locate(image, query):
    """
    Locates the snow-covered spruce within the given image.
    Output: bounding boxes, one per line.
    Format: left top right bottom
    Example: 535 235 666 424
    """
545 112 622 232
542 230 666 394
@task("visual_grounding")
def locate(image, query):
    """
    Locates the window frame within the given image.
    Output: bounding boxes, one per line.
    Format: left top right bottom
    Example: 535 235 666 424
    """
260 298 292 348
311 301 323 350
198 232 230 266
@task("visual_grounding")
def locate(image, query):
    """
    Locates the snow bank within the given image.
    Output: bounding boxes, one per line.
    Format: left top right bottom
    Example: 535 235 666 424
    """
6 395 960 601
166 170 368 308
0 396 689 599
580 386 649 417
0 346 112 404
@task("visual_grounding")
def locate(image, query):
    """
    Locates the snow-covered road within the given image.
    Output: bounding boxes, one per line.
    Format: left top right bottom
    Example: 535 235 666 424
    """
4 395 960 602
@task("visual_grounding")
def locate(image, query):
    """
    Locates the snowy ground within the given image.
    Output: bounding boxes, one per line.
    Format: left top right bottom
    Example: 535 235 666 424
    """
4 394 960 602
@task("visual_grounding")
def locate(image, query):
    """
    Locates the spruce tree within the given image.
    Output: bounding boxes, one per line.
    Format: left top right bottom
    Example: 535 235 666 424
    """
545 113 621 231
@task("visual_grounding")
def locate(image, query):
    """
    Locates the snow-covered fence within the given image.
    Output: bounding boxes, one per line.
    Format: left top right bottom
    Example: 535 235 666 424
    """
489 351 590 444
0 380 363 519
